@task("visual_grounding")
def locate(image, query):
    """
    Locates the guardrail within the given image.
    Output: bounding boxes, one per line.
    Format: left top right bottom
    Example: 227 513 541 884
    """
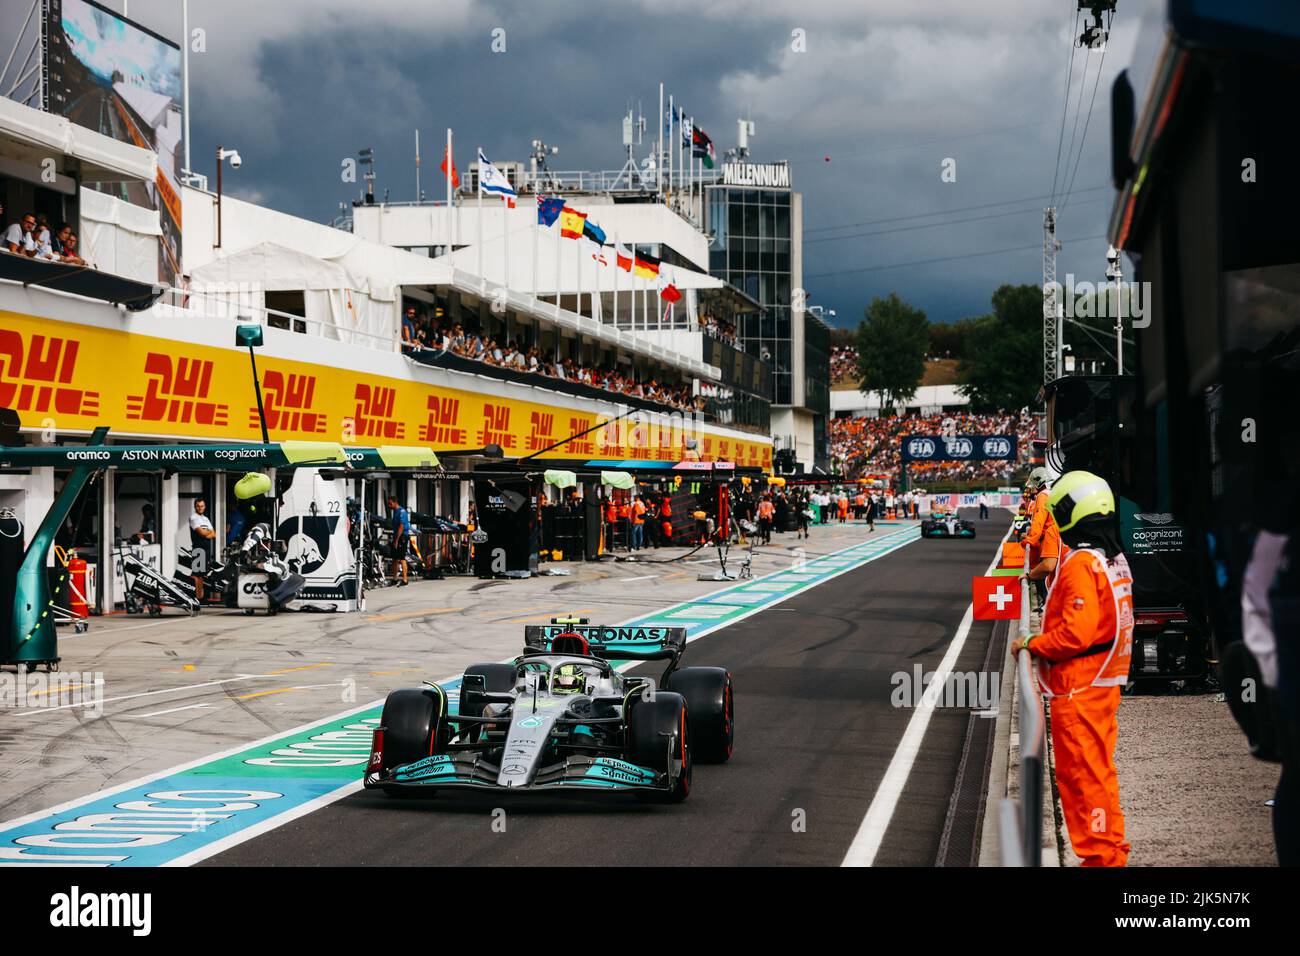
999 552 1045 866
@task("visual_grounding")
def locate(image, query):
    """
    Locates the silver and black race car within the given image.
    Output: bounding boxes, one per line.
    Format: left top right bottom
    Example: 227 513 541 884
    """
363 619 733 803
920 510 977 538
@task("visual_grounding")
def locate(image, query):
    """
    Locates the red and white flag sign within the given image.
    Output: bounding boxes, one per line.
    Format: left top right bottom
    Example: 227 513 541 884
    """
972 576 1022 620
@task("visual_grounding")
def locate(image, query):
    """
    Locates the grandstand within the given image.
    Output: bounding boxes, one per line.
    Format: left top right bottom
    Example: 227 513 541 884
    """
830 410 1037 485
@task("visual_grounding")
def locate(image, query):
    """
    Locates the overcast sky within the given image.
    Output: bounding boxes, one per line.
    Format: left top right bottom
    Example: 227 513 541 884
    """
44 0 1139 327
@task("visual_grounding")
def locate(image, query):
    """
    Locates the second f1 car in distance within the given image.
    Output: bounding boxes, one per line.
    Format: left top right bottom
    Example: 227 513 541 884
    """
921 510 977 538
364 619 734 803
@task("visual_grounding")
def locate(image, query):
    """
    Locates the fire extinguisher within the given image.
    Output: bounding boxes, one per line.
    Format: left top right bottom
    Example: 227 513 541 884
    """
68 550 89 618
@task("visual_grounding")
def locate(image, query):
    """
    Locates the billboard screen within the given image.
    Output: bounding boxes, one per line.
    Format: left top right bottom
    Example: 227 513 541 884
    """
43 0 183 284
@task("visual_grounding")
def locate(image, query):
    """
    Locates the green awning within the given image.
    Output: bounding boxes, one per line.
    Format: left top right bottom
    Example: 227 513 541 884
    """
544 469 577 489
601 471 635 490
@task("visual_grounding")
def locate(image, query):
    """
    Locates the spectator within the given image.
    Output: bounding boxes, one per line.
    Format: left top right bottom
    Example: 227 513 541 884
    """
61 232 87 266
3 212 38 257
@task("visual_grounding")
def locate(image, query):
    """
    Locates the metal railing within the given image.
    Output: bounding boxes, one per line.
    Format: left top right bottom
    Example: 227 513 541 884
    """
999 551 1045 866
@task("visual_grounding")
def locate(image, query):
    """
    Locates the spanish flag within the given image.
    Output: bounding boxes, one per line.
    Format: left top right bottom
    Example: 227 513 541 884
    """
559 207 587 239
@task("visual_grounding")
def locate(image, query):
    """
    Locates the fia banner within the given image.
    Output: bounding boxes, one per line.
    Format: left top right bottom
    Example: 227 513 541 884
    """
901 434 1017 462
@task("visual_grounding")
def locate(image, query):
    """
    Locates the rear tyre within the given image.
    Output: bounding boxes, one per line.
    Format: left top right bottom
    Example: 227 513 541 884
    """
666 667 734 763
378 685 450 797
625 691 691 803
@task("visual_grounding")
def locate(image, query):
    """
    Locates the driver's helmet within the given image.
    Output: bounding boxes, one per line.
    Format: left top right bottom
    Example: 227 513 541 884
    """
552 663 587 696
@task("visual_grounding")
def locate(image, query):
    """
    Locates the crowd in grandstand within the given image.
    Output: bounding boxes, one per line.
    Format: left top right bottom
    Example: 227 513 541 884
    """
831 344 859 384
401 305 698 411
830 410 1037 483
699 313 739 346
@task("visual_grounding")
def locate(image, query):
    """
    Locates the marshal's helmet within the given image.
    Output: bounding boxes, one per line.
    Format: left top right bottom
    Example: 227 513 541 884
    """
551 663 587 696
1025 466 1052 495
1047 470 1115 533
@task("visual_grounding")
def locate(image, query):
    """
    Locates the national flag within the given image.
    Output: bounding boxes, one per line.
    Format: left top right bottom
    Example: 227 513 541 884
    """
559 206 587 239
613 241 633 272
441 144 459 188
690 124 716 169
477 149 517 207
972 575 1022 621
537 196 565 227
633 251 660 280
659 279 682 303
582 220 606 245
581 235 608 266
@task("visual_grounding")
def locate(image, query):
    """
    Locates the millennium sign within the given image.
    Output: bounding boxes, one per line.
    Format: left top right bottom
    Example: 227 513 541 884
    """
721 162 791 188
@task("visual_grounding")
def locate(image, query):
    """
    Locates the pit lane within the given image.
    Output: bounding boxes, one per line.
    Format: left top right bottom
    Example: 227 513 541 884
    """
202 509 1004 867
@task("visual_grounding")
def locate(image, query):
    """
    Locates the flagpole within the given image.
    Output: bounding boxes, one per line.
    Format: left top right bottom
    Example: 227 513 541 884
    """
532 197 539 298
554 208 562 317
446 128 453 253
415 129 420 202
612 228 619 330
477 146 484 294
681 107 691 215
667 94 674 208
655 82 665 200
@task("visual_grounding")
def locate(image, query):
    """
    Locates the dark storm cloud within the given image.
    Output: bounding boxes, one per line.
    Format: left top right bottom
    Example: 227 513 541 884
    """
114 0 1136 325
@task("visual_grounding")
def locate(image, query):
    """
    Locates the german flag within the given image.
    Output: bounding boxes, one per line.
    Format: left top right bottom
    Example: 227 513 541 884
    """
633 251 660 279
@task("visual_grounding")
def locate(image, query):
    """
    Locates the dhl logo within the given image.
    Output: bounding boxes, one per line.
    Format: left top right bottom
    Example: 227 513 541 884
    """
419 396 465 446
526 411 555 452
0 331 99 417
567 416 596 456
259 370 327 435
352 383 405 440
479 403 517 449
127 353 228 426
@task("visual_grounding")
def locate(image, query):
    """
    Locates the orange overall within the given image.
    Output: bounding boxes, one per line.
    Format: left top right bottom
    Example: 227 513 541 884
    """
1030 547 1134 867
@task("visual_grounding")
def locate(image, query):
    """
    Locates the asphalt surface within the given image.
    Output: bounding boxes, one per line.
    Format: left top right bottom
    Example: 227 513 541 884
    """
208 513 1002 866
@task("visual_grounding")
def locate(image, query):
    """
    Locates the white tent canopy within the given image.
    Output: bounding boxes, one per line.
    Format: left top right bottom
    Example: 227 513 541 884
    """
78 187 162 283
188 241 398 348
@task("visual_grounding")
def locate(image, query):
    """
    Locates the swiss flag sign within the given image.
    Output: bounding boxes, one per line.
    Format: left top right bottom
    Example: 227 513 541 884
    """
973 575 1022 620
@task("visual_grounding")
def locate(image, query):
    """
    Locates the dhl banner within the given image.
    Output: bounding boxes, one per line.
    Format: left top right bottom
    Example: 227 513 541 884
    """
0 312 773 468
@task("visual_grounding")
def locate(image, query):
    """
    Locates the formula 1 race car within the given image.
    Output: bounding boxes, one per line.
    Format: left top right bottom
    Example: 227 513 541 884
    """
364 619 734 803
921 510 977 538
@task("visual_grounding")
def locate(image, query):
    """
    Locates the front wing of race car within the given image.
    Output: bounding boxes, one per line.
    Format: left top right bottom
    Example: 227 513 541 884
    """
366 753 677 795
921 519 977 538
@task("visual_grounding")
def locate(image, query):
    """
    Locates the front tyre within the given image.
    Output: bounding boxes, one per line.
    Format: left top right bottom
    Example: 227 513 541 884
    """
376 685 451 797
666 666 734 763
626 691 691 803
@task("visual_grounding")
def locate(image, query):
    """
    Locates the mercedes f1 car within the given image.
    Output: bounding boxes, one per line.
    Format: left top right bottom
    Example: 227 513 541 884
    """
364 619 734 803
921 510 977 538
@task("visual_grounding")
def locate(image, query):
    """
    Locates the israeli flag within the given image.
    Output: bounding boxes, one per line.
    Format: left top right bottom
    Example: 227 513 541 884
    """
477 150 517 203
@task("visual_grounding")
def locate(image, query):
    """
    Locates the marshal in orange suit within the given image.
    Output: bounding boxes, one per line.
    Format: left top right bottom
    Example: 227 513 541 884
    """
1013 470 1134 866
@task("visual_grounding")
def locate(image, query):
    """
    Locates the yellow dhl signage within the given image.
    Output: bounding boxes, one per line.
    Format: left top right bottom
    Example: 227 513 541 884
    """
0 312 772 467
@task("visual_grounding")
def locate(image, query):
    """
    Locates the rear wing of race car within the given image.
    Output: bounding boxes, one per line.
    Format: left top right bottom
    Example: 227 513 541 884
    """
522 620 687 664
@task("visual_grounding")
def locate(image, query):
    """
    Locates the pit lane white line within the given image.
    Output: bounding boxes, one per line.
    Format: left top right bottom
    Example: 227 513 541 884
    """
131 703 216 719
840 523 1011 867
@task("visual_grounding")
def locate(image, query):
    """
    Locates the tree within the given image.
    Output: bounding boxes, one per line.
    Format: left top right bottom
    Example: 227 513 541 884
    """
928 319 973 360
856 293 928 412
957 283 1043 411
